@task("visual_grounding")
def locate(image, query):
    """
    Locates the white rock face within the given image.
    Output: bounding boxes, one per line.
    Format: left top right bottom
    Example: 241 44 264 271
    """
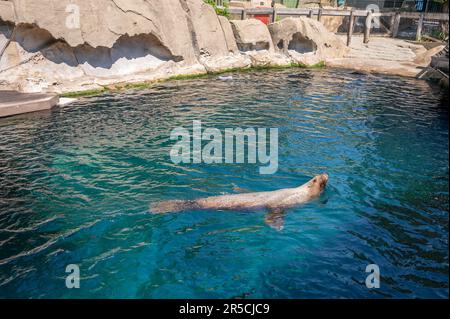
185 0 229 58
0 0 434 94
0 0 241 92
327 35 443 77
0 1 15 21
218 16 239 54
230 19 274 52
1 0 198 62
200 53 252 73
269 17 348 65
229 19 293 68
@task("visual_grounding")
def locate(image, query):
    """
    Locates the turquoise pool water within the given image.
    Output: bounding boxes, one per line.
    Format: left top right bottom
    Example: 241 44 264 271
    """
0 69 448 298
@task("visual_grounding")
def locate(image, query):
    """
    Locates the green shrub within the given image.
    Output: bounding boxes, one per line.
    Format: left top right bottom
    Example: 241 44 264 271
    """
203 0 230 18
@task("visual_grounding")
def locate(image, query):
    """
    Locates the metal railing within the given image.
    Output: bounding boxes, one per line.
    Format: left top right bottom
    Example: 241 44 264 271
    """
345 0 446 13
228 6 448 41
212 0 301 7
214 0 448 12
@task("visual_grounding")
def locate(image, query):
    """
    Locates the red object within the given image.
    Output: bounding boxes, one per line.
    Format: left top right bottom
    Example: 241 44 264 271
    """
254 6 270 25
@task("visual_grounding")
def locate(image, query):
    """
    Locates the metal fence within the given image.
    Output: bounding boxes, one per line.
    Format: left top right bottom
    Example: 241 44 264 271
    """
213 0 305 8
214 0 447 12
345 0 446 12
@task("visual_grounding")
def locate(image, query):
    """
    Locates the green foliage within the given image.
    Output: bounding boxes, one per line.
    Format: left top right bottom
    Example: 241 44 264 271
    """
432 0 448 4
431 29 448 41
310 61 326 69
60 88 108 98
203 0 230 18
167 73 209 81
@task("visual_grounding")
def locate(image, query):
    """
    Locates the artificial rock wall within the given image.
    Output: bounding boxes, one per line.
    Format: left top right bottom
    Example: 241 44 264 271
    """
0 0 347 93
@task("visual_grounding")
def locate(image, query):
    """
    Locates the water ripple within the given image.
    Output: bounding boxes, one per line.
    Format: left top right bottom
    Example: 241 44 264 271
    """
0 69 447 298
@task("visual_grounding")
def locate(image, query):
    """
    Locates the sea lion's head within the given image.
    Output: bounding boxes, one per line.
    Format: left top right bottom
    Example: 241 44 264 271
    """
308 173 329 195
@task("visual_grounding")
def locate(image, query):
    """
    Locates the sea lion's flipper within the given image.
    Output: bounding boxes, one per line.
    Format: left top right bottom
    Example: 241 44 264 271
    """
150 200 198 214
264 208 286 231
232 183 253 194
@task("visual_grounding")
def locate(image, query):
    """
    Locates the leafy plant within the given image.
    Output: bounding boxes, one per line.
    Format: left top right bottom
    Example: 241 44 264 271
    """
431 29 447 41
203 0 230 18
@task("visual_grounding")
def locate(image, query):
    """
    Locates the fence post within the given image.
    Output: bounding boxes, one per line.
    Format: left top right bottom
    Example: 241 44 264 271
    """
241 9 247 20
308 10 313 18
389 13 395 36
391 12 401 38
363 11 373 44
416 13 424 41
317 8 322 22
347 10 355 46
424 0 430 13
272 8 277 23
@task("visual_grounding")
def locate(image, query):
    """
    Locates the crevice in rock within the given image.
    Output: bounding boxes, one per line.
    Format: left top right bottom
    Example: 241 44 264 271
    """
109 0 160 34
73 33 181 68
277 39 284 50
9 23 58 52
179 0 201 58
288 33 317 54
0 20 14 60
238 41 270 52
217 17 231 53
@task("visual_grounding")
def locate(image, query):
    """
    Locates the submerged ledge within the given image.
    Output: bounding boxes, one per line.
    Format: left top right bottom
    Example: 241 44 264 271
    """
0 62 326 118
0 90 59 118
59 62 326 99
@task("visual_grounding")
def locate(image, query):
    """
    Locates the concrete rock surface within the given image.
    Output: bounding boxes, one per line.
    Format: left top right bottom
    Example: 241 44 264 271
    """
0 0 437 94
269 17 348 65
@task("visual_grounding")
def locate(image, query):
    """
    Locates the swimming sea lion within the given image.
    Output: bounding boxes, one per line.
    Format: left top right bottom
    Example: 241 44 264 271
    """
150 173 329 230
217 75 233 81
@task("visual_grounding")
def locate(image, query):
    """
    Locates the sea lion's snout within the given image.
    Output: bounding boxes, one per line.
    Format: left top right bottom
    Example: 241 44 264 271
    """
316 173 329 191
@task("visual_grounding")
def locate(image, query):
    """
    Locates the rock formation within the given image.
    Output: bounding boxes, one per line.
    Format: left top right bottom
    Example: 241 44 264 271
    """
228 18 292 68
230 19 274 52
218 16 239 54
1 0 255 92
269 17 348 66
1 0 408 94
326 35 445 78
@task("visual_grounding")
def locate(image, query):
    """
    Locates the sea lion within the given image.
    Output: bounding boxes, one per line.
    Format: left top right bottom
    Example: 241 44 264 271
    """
217 75 233 81
150 173 329 230
351 70 377 78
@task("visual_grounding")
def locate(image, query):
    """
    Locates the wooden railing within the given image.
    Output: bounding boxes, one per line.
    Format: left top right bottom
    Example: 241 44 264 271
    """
229 7 449 44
